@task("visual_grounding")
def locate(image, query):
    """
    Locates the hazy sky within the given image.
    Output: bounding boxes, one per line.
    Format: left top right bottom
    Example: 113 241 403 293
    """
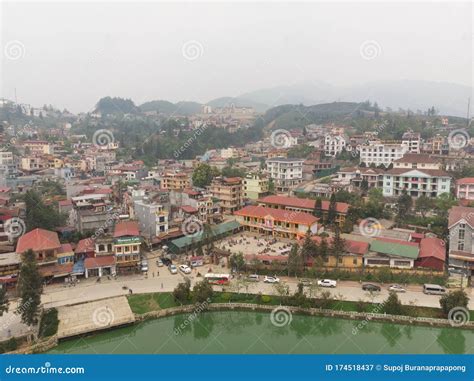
1 1 472 112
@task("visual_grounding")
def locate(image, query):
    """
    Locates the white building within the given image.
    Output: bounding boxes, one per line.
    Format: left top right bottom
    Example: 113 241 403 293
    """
402 131 421 153
133 199 169 239
382 154 452 198
266 157 303 192
324 134 346 157
359 141 409 167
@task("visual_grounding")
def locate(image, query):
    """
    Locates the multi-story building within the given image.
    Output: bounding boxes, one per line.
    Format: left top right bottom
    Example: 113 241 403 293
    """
22 140 54 155
162 171 191 190
113 221 141 274
336 167 384 189
402 131 421 153
382 154 452 198
0 151 17 178
243 173 269 201
324 134 346 157
448 206 474 276
209 177 243 214
359 141 409 167
134 199 169 240
257 195 349 226
456 178 474 201
169 188 220 223
266 157 303 192
422 135 449 155
72 193 114 233
234 205 318 239
20 156 48 172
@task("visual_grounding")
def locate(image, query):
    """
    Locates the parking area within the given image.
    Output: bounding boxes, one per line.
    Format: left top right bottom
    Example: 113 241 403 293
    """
216 232 294 257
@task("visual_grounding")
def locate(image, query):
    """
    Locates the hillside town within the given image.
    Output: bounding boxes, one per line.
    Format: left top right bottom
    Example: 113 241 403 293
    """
0 96 473 353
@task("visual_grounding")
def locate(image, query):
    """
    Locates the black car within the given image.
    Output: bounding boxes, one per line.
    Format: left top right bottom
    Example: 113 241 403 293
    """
161 257 172 266
362 283 381 292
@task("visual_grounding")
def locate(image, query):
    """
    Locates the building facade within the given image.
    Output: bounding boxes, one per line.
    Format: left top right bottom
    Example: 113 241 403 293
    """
266 158 303 192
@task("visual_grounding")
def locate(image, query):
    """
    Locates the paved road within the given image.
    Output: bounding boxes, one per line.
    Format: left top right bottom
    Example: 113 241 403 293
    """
39 265 474 310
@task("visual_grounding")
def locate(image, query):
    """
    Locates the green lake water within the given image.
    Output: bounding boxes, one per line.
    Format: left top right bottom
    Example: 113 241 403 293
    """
49 311 474 354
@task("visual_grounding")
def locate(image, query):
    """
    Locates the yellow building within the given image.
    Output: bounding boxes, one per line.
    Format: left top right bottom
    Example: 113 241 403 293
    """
243 173 269 201
162 172 191 190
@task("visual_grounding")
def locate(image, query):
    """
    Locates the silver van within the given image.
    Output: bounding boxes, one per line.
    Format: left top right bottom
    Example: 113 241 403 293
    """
423 284 446 295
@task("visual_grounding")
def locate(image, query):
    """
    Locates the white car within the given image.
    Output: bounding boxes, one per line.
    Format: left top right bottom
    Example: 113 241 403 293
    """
263 276 280 283
317 279 337 288
168 264 178 274
179 264 192 274
141 260 148 272
388 284 406 293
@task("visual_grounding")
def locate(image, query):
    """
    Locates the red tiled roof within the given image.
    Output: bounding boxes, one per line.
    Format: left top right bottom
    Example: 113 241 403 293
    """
223 177 241 184
310 236 368 255
181 205 198 214
235 205 318 225
258 195 349 214
457 178 474 185
75 238 95 254
58 199 73 207
16 228 61 254
85 255 115 269
58 243 73 254
419 237 445 262
448 206 474 228
39 263 73 277
394 153 438 164
114 221 140 238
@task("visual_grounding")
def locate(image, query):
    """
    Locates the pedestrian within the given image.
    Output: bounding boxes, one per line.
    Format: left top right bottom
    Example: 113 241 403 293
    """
152 272 155 278
161 282 163 289
157 271 159 276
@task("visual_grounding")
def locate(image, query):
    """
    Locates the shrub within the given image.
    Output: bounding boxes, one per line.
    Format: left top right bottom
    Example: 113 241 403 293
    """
173 278 191 304
0 338 18 353
192 279 213 304
440 290 469 317
355 299 366 313
39 308 59 338
221 292 232 302
383 292 404 315
260 295 272 304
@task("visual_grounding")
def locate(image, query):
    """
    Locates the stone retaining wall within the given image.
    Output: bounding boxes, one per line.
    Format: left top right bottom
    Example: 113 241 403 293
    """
135 303 474 330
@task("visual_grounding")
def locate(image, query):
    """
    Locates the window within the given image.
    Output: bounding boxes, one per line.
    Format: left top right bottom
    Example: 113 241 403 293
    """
353 258 358 265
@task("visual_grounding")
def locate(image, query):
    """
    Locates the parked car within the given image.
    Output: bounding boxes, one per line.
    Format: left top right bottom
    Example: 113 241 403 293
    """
299 279 313 287
263 276 280 283
362 283 381 292
179 264 192 274
168 264 178 274
141 260 148 272
161 257 172 266
317 279 337 288
388 284 406 293
156 259 164 267
246 274 260 282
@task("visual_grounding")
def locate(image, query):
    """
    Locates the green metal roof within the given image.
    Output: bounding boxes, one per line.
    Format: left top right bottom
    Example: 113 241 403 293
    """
369 240 419 259
170 220 241 250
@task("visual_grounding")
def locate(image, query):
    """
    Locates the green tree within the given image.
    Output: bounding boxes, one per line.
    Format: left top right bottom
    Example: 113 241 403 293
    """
301 230 318 260
18 249 43 326
192 163 219 188
415 195 433 218
434 193 458 219
0 286 8 317
319 237 329 259
327 193 337 226
23 190 66 231
439 290 469 317
331 226 346 267
396 192 413 222
313 198 323 219
193 279 214 303
268 178 275 194
287 244 303 276
229 252 245 273
383 291 404 315
360 179 369 194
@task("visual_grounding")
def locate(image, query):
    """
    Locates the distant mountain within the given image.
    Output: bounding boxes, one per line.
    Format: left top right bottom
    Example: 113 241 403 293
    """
206 97 268 113
263 102 370 130
94 97 140 115
238 80 472 117
139 100 202 116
